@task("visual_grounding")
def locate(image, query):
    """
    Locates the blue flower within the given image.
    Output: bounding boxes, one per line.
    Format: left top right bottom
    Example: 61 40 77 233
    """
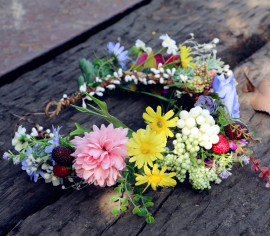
107 42 129 69
194 95 218 115
212 74 240 118
221 171 230 179
21 147 43 182
45 125 61 154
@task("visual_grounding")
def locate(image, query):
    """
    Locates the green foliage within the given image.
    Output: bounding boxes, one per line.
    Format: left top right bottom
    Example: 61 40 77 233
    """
206 57 224 71
79 59 96 84
112 207 120 215
72 92 133 138
173 67 194 82
94 58 114 78
70 123 91 136
77 75 85 87
110 165 155 224
110 195 119 202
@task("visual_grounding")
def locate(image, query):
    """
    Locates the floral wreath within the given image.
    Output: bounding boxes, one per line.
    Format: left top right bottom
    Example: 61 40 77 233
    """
4 34 268 224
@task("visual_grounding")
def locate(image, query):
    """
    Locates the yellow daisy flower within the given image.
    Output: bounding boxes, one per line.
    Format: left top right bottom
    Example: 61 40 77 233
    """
135 164 177 192
179 45 196 68
143 106 178 138
126 127 166 169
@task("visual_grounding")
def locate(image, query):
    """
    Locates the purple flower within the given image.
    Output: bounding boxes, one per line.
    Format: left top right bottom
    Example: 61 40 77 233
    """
107 42 129 69
239 139 248 145
221 171 230 179
241 155 250 165
194 95 218 114
21 147 43 182
45 125 61 154
3 152 9 160
229 141 237 151
212 74 240 118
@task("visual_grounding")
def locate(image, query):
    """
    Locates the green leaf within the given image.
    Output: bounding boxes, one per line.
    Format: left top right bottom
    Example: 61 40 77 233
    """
77 75 85 87
122 170 129 179
133 195 140 203
132 206 140 214
126 165 135 174
120 206 127 211
144 202 154 207
118 85 174 103
137 207 147 217
129 45 139 54
141 196 152 203
70 123 91 136
114 187 122 193
125 183 132 191
84 92 108 113
71 105 107 119
110 195 119 202
210 93 219 100
117 179 125 183
112 207 120 215
120 198 128 205
79 59 96 84
146 216 155 224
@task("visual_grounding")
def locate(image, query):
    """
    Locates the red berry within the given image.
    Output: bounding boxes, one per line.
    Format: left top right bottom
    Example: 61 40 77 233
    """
53 164 72 177
211 134 229 154
224 121 248 140
165 54 180 66
52 145 73 165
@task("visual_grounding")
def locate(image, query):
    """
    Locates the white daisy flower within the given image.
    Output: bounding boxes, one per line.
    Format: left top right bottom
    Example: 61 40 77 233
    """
160 34 178 55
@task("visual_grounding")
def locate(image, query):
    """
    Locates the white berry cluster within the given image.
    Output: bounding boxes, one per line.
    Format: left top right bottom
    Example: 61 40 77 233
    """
157 153 191 182
189 165 217 190
177 107 220 150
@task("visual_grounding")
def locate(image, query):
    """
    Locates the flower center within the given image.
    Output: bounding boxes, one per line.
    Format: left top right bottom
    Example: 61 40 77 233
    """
157 120 163 128
149 174 162 184
140 142 153 155
165 40 171 45
18 134 28 144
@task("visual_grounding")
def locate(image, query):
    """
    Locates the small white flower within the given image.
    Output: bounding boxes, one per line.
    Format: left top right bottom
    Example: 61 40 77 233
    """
204 44 213 50
38 126 43 131
12 126 30 152
227 70 233 77
163 73 169 79
31 127 38 137
176 90 182 99
213 38 219 44
96 87 105 92
145 47 152 55
160 78 164 84
79 83 87 93
135 39 146 51
96 92 103 97
13 157 20 165
112 80 121 84
160 34 178 55
106 84 116 90
180 74 188 83
63 94 67 98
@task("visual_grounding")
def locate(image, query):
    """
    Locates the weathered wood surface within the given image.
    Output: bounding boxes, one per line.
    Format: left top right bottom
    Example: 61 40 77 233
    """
1 0 270 235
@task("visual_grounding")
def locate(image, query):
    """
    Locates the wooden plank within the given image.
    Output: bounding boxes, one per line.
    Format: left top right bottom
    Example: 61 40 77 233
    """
1 0 270 235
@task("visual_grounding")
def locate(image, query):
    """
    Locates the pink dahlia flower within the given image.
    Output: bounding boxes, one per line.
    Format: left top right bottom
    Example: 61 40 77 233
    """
71 124 129 187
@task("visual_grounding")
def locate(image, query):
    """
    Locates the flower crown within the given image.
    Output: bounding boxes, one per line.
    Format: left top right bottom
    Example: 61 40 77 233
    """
4 34 268 224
